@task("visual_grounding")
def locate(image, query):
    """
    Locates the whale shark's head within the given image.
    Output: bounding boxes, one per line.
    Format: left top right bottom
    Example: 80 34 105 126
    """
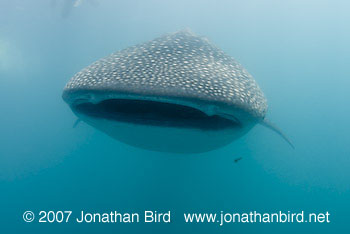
62 30 272 153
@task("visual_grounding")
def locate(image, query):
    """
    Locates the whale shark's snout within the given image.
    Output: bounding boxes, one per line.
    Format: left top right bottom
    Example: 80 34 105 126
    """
62 30 293 153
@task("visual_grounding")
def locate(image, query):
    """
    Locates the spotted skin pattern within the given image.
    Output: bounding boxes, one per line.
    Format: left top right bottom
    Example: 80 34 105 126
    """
63 30 267 118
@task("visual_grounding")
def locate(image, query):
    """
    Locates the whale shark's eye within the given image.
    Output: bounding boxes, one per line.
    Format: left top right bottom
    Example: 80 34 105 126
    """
73 99 241 131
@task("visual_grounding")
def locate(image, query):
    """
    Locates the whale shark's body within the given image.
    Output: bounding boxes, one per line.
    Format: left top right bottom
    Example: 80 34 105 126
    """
62 30 293 153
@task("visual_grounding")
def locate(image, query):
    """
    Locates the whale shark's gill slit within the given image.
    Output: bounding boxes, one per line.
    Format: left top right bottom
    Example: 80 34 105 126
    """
73 99 240 131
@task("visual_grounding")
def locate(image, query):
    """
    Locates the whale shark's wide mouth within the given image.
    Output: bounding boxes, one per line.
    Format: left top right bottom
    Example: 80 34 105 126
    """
71 98 241 131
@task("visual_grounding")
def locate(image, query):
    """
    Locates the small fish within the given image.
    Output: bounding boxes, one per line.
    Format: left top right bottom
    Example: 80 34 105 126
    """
234 157 243 163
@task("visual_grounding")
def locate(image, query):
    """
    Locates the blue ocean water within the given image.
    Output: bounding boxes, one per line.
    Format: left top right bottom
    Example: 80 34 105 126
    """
0 0 349 233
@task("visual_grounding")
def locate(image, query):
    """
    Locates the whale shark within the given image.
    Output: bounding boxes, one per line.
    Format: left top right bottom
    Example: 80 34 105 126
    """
62 30 293 153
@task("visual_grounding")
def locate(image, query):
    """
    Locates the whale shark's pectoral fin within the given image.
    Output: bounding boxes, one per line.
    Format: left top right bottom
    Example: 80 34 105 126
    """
73 119 82 128
260 119 295 149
